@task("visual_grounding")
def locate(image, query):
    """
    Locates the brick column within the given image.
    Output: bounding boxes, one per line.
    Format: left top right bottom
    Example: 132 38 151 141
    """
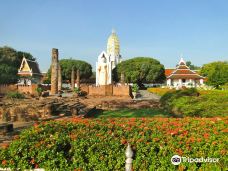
71 67 75 91
51 48 59 95
58 63 62 91
76 69 80 88
121 72 125 84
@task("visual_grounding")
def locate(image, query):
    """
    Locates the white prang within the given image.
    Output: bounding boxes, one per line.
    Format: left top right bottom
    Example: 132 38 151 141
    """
96 30 122 86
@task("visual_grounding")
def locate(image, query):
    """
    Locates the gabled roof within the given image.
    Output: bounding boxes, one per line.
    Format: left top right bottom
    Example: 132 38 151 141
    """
18 57 42 76
167 58 204 79
165 69 175 77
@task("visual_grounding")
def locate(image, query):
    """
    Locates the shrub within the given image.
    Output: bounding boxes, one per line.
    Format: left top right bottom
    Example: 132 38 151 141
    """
0 118 227 170
36 87 43 96
161 89 228 117
6 92 25 99
131 84 139 92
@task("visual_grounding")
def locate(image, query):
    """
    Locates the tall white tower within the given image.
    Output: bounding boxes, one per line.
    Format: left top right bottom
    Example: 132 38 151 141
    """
107 29 122 69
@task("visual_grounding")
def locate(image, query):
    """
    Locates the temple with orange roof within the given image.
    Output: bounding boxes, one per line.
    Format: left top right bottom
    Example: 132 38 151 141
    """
165 58 205 88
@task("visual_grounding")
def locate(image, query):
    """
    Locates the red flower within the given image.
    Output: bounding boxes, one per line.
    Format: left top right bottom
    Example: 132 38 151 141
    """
34 122 39 128
203 133 209 139
2 160 7 165
121 139 127 145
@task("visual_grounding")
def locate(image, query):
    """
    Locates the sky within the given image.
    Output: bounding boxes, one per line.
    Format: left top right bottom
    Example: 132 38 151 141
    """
0 0 228 72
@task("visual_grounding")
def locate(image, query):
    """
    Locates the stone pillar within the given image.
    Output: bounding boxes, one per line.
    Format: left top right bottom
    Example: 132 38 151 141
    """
76 69 80 88
51 48 59 95
125 143 133 171
58 63 62 91
71 67 75 91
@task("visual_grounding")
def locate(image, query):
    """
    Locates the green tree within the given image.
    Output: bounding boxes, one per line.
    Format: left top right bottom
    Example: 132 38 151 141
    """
0 46 36 84
186 61 200 70
113 57 166 86
47 59 92 82
200 61 228 88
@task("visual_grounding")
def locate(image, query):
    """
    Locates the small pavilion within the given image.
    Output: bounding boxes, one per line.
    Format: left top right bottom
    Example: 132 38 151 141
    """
18 56 42 85
166 58 205 88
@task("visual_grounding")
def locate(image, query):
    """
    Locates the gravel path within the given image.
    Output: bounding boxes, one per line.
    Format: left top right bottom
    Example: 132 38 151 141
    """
137 90 161 102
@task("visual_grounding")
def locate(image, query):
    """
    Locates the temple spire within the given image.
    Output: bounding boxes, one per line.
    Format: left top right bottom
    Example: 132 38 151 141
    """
112 28 116 34
179 57 186 65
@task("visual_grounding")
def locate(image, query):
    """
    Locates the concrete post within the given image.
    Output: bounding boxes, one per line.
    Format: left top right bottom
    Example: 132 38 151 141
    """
125 143 133 171
71 67 75 91
51 48 59 95
58 63 62 92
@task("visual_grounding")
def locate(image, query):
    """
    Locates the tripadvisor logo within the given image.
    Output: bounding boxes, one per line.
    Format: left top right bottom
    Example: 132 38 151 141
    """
171 155 219 165
171 155 181 165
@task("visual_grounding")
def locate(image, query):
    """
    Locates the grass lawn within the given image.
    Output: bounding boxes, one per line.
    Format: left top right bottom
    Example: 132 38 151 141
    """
88 108 172 118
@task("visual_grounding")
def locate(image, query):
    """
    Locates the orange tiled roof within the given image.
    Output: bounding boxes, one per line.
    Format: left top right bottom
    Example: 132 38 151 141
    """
165 69 175 77
166 59 204 79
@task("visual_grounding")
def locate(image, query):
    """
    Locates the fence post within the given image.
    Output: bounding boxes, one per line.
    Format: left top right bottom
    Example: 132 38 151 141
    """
125 143 133 171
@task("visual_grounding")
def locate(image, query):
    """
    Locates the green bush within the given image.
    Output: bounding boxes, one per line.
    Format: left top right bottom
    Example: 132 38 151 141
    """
131 84 139 92
160 89 228 117
6 92 25 99
0 118 227 170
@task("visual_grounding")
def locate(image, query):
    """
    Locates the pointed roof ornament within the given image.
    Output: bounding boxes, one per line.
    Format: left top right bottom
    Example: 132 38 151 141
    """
22 53 26 59
112 28 116 34
179 57 186 65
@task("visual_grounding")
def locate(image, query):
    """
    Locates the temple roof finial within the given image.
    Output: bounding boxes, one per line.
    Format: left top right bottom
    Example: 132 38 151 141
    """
112 28 116 34
179 56 186 65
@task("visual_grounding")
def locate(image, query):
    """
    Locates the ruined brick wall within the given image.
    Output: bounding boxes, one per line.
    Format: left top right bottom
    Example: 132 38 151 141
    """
113 85 130 96
88 85 106 96
17 84 38 95
80 84 89 94
105 85 113 96
0 84 17 94
87 85 130 96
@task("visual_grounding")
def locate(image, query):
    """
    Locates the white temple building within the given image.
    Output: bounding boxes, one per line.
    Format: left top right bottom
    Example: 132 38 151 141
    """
166 58 205 88
96 30 122 86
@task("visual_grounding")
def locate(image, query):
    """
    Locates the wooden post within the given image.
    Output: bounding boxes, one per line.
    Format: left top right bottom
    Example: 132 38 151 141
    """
125 143 133 171
71 67 75 91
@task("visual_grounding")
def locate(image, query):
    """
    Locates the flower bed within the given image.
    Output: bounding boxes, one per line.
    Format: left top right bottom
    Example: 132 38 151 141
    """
147 87 173 96
0 117 227 170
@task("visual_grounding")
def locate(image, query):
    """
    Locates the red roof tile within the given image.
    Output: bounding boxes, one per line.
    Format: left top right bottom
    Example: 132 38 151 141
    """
165 69 175 77
167 59 204 79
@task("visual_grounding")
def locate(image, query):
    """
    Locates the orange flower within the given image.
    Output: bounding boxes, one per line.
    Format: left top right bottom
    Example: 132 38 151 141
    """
153 138 160 142
2 160 7 165
203 133 209 139
1 143 9 149
121 139 127 145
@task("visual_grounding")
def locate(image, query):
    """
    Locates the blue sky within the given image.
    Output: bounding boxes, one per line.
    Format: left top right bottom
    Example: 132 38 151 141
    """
0 0 228 72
